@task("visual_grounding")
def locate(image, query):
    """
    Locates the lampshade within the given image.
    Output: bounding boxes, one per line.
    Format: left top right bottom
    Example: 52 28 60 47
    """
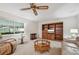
70 29 78 34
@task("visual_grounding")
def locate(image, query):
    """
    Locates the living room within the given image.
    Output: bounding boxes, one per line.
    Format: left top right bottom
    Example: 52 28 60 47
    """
0 3 79 55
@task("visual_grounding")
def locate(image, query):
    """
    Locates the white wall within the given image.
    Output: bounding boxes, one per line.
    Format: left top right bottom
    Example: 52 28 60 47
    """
76 15 79 29
24 21 38 40
38 16 78 38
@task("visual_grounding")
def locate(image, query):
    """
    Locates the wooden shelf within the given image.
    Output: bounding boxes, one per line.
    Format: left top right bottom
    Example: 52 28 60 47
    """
42 22 63 41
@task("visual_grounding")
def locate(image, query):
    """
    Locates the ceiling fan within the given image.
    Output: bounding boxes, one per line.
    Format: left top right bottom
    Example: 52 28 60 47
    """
20 3 48 16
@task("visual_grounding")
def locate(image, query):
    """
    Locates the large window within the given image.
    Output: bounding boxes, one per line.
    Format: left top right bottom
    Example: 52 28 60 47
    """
0 18 24 35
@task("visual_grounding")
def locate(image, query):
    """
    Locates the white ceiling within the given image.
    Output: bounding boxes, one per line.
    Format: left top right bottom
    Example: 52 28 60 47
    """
0 3 79 22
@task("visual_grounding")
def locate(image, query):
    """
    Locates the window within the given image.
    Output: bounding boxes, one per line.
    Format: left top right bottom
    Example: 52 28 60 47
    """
0 18 24 35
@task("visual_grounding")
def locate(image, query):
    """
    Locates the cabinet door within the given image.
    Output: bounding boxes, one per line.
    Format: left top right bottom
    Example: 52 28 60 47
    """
55 23 63 40
42 24 48 39
48 34 55 40
42 30 48 39
56 34 63 40
48 24 55 40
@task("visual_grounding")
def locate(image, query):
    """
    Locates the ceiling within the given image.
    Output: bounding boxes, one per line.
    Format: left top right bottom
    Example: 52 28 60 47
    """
0 3 79 22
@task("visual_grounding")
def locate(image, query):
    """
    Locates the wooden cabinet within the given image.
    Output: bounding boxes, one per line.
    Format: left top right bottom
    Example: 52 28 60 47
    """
42 30 48 39
55 23 63 40
48 24 55 40
48 33 55 40
42 24 48 39
42 22 63 41
30 33 37 40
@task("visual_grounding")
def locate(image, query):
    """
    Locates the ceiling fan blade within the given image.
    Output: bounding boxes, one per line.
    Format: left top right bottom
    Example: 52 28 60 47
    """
20 8 31 10
37 6 48 9
30 3 36 8
32 8 38 15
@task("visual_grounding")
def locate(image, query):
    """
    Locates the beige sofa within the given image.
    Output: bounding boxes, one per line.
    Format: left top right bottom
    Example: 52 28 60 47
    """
0 38 17 55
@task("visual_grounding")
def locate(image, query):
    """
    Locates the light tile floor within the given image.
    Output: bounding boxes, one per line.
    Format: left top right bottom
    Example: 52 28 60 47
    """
13 40 62 55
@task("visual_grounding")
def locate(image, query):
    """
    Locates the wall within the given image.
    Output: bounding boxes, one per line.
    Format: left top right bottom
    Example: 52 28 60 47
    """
38 16 78 38
24 21 38 40
76 15 79 29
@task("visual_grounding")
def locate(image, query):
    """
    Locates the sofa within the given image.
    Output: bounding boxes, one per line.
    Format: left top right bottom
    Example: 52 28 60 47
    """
63 37 79 55
0 38 17 55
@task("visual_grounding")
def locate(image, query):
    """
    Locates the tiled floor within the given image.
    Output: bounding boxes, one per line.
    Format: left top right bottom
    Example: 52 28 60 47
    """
13 40 62 55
